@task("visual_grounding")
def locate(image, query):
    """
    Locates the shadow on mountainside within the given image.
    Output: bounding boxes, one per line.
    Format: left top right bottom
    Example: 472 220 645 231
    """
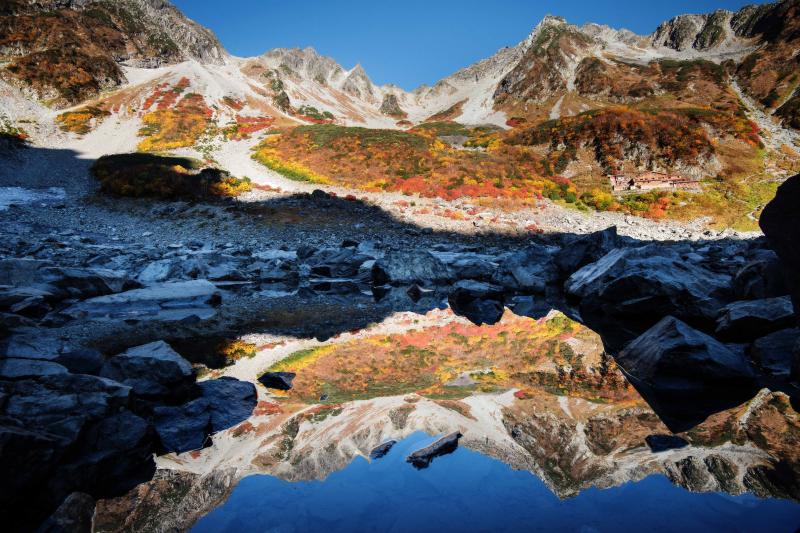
1 145 798 528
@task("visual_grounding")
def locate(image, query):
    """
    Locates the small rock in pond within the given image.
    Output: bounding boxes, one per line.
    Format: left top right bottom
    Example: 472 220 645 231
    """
406 432 462 469
258 371 296 391
370 440 397 460
646 434 690 453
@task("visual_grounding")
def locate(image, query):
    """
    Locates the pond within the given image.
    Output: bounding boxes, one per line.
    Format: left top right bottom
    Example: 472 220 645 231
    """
193 432 800 533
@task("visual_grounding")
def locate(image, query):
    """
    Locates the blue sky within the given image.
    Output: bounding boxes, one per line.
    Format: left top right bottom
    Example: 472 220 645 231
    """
173 0 767 90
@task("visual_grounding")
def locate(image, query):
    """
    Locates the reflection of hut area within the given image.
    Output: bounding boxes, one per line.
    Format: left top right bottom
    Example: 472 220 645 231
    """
608 171 700 193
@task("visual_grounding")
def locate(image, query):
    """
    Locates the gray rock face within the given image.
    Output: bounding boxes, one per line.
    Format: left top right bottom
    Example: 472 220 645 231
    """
100 341 195 401
617 316 755 392
63 279 220 322
750 328 799 376
715 296 795 342
565 245 731 325
372 250 450 285
379 93 406 118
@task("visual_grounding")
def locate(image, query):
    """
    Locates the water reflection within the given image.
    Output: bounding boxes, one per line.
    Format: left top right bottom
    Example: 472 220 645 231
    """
94 309 800 531
192 432 800 533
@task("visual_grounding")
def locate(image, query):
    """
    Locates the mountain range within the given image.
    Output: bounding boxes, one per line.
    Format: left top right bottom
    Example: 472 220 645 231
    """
1 0 799 230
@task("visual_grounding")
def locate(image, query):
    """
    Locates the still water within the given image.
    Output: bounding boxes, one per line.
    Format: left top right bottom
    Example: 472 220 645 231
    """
193 432 800 533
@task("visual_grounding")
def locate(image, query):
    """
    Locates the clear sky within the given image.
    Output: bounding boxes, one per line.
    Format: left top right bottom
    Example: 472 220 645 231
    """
172 0 768 90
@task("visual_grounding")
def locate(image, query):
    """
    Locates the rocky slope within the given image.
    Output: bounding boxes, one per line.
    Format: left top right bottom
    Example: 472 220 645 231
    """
0 0 226 106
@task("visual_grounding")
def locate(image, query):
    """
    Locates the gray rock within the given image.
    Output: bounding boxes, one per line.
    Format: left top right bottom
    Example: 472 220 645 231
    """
617 316 755 392
372 250 450 285
258 371 295 391
554 226 618 277
370 440 397 460
715 296 795 342
492 244 556 293
3 336 103 374
36 492 95 533
0 358 68 379
448 280 505 325
198 377 257 432
153 398 211 454
733 252 788 300
100 341 195 401
566 245 732 325
63 279 220 322
406 432 462 469
749 328 799 376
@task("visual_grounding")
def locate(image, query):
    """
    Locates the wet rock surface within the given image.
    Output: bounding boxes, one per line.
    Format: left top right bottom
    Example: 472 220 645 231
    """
407 432 463 469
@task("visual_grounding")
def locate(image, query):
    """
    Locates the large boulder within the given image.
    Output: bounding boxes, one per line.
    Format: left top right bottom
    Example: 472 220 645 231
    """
63 279 220 322
448 280 505 325
2 336 103 374
99 341 195 401
715 296 795 342
760 172 800 323
258 371 295 391
491 244 557 293
153 398 211 454
565 245 732 327
198 377 257 432
617 316 755 393
152 377 255 454
732 251 788 300
406 432 462 469
0 358 68 379
749 328 799 376
372 250 450 285
554 226 618 278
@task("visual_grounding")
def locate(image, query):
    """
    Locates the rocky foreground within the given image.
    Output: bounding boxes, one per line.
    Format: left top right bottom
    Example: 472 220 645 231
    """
0 173 799 529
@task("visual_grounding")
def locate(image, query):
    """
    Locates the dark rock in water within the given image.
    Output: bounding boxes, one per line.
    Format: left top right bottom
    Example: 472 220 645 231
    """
372 250 450 285
153 398 211 454
448 280 505 325
645 434 689 452
0 358 68 379
491 244 556 293
733 252 788 300
36 492 95 533
554 226 618 278
406 284 423 302
370 440 397 460
617 316 755 393
760 172 800 323
565 244 732 328
100 341 195 401
715 296 795 342
749 328 799 376
3 336 103 374
258 371 296 391
406 432 463 469
198 377 257 432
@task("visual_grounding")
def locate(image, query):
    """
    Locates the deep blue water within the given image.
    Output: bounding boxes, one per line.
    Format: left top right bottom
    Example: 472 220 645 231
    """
193 432 800 533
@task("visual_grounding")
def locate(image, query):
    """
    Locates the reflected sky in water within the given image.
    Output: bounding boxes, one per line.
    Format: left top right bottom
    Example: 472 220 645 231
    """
193 432 800 533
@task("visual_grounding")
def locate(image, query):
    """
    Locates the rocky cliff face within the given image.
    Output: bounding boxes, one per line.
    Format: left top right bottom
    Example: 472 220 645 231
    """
0 0 226 106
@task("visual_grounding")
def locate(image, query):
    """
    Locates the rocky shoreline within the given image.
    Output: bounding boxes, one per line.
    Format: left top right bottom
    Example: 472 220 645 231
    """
1 160 799 529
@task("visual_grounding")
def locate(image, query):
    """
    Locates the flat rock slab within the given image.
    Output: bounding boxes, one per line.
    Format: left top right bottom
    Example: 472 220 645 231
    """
63 279 220 322
100 340 195 400
406 432 462 469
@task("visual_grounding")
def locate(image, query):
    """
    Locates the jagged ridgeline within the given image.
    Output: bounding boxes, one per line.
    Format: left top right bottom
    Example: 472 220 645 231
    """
0 0 798 229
